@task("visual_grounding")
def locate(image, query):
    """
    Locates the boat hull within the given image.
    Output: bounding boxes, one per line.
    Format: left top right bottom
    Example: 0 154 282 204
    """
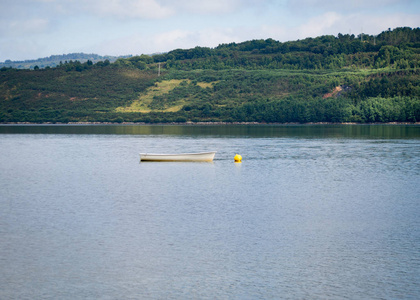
140 151 216 162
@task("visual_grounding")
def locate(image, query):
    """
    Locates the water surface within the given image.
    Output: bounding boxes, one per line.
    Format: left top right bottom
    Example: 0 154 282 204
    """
1 125 419 299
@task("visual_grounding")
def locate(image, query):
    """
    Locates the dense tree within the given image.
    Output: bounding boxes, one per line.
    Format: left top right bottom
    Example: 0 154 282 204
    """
1 27 419 123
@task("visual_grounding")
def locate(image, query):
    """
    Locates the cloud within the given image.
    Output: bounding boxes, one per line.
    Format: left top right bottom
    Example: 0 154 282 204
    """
86 0 174 19
13 18 50 34
57 0 264 20
1 0 419 62
90 27 242 56
152 28 242 50
286 0 414 12
290 11 420 40
295 12 342 38
0 18 50 37
79 0 273 19
0 37 47 61
165 0 242 14
84 8 420 58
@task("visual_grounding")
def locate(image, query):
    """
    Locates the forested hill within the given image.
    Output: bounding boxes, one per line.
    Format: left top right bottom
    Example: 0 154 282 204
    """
0 53 129 69
1 27 419 123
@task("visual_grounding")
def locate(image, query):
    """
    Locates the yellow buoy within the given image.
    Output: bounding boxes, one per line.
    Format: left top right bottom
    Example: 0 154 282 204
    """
234 154 242 163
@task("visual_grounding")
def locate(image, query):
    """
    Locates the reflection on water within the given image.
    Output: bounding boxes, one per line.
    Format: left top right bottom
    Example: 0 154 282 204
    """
1 124 419 139
0 125 419 299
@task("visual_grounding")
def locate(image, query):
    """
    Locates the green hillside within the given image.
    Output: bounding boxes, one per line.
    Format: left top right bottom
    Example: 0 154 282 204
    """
1 27 419 123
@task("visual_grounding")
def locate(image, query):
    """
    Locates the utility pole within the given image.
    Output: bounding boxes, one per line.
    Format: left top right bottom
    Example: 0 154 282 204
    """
158 63 161 76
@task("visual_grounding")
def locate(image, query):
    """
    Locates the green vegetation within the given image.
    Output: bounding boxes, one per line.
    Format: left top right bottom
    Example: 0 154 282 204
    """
1 27 419 123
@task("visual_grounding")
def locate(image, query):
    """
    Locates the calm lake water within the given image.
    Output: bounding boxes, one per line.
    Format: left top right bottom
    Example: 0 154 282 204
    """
1 124 419 299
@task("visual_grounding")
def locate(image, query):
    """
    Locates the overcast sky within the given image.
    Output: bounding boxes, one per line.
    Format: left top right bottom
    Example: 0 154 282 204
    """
1 0 419 62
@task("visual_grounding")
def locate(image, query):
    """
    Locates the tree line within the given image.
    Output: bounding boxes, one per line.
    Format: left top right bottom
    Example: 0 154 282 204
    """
0 27 419 123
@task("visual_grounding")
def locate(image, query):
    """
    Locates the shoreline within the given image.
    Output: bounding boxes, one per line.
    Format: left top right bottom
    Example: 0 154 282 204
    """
1 121 419 126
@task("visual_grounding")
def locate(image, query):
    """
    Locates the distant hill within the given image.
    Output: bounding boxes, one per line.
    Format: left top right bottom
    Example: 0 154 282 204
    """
0 53 132 69
1 27 419 124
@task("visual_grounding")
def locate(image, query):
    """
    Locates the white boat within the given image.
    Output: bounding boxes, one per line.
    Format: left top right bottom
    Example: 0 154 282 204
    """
140 151 216 162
